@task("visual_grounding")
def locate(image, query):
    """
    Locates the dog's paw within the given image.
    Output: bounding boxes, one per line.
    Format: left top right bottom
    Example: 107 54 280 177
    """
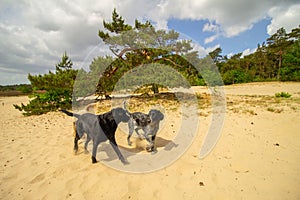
151 149 158 155
92 156 97 164
146 146 154 152
127 141 132 146
73 149 78 155
121 159 130 165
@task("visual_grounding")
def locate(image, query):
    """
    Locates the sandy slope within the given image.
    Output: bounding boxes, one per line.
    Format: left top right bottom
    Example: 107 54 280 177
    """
0 82 300 200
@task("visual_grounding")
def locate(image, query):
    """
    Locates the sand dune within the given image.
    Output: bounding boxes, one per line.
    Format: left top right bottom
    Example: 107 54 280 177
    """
1 82 300 199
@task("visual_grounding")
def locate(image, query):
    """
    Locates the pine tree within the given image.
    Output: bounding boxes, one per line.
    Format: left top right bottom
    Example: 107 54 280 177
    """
14 52 77 115
95 9 202 95
56 51 73 72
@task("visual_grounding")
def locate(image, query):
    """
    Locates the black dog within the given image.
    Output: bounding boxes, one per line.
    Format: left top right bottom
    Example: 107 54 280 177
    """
123 102 164 152
60 108 130 164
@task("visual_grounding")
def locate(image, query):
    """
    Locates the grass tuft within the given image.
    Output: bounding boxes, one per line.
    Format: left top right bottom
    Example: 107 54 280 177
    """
275 92 292 98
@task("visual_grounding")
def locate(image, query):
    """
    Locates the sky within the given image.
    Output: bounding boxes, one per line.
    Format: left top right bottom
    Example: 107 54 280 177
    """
0 0 299 85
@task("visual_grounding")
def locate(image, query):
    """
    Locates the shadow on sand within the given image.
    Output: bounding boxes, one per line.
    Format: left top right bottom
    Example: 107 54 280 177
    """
94 136 178 163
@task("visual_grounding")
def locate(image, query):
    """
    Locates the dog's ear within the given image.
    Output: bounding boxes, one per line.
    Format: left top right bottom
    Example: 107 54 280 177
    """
158 111 164 120
149 110 164 121
155 111 164 121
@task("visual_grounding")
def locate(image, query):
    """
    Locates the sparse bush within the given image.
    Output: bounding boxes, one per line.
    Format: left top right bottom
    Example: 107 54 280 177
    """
267 107 283 113
275 92 292 98
14 88 72 116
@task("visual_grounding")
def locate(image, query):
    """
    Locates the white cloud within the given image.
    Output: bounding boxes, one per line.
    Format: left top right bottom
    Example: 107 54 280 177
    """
203 22 220 33
204 34 219 44
0 0 299 84
158 0 299 37
241 48 257 58
202 22 221 44
190 43 208 58
155 0 268 36
205 44 221 55
267 4 300 35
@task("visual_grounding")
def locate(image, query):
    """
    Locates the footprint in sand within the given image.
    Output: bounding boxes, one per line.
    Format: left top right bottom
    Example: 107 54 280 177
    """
29 173 45 184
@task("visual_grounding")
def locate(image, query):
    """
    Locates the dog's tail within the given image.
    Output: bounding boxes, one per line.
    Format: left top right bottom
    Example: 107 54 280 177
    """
60 109 80 118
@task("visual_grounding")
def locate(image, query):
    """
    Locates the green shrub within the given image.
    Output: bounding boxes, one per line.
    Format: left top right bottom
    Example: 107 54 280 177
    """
222 69 252 85
275 92 292 98
14 89 72 116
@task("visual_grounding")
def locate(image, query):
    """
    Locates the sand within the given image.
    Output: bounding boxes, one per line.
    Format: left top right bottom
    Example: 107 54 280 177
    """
1 82 300 199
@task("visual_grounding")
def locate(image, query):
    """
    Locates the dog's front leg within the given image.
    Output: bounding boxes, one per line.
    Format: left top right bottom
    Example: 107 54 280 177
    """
145 140 155 153
109 140 129 165
150 134 157 153
145 139 154 152
135 128 144 140
127 122 135 146
144 133 153 147
145 133 157 153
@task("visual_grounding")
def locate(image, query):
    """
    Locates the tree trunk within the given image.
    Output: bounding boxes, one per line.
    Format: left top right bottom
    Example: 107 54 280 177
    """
151 84 159 94
277 50 282 80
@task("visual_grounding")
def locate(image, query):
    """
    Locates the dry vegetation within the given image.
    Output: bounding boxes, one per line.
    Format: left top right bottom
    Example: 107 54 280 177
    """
92 89 300 117
227 94 300 115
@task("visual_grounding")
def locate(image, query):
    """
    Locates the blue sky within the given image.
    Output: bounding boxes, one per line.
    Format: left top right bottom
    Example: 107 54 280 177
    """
168 18 271 56
0 0 299 85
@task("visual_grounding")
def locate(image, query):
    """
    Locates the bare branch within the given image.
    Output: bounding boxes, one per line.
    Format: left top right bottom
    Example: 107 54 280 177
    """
154 57 183 68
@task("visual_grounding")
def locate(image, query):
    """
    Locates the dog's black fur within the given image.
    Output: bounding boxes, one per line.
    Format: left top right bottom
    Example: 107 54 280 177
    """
123 102 164 152
60 108 130 164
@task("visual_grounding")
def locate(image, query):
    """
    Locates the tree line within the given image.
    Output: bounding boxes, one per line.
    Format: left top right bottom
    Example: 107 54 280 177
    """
211 26 299 84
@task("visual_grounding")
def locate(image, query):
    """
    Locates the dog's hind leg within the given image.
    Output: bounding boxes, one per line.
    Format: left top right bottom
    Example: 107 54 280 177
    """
91 139 100 163
74 121 84 154
73 122 80 154
84 135 91 154
74 136 79 154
